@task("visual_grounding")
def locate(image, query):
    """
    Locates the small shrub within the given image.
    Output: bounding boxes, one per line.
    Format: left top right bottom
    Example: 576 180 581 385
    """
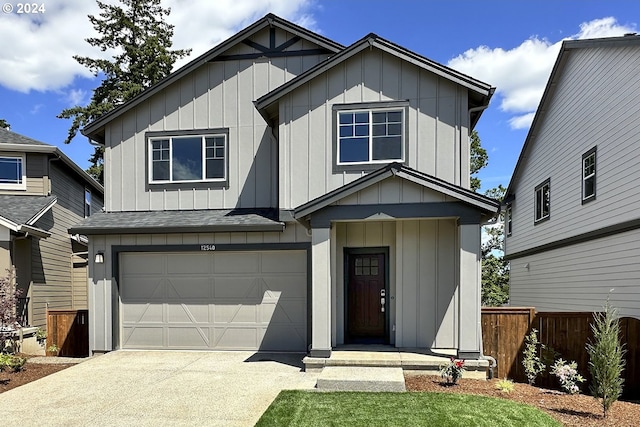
495 378 515 393
47 344 59 356
0 271 22 353
522 328 545 385
35 328 47 344
550 358 585 394
587 298 626 418
0 353 26 372
439 357 465 385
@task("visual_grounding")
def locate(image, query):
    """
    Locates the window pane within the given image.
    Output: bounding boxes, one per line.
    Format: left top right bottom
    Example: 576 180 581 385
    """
355 124 369 137
372 136 402 160
355 112 369 123
153 160 170 181
362 258 370 267
340 125 353 137
584 177 595 198
387 111 402 122
388 123 402 135
339 113 353 125
172 137 202 181
372 112 386 123
372 124 386 136
340 138 369 162
206 158 225 179
0 157 22 184
371 266 379 275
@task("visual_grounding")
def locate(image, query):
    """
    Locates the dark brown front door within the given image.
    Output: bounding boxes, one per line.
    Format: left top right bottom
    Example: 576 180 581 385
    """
346 252 386 343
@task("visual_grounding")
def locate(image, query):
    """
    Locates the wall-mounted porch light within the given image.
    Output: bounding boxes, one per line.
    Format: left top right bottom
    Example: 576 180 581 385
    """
94 251 105 264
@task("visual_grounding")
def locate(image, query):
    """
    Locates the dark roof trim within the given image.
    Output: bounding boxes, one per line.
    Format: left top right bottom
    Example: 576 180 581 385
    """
25 196 57 225
81 14 344 142
505 34 640 199
505 217 640 260
71 223 284 235
256 33 494 118
294 162 500 219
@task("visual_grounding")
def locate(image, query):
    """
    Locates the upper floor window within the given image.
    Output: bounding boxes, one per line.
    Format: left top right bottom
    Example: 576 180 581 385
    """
505 204 512 236
0 155 26 190
84 189 91 218
534 179 550 224
333 102 408 171
582 147 596 203
148 132 227 184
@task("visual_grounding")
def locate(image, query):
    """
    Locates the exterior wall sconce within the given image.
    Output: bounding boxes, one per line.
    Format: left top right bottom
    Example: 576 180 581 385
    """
94 251 105 264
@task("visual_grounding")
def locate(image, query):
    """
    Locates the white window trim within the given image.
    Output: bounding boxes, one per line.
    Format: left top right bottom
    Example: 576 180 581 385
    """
0 154 26 190
534 179 550 223
336 108 405 166
147 134 227 184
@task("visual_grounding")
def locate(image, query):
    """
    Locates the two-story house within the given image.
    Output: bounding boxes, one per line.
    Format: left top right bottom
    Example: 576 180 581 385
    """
71 14 499 362
504 35 640 319
0 127 103 333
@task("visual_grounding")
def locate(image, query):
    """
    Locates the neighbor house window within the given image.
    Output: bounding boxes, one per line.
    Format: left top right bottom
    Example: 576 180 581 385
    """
148 133 227 183
84 189 91 218
505 204 513 236
336 107 405 165
534 179 550 223
0 155 26 189
582 147 596 203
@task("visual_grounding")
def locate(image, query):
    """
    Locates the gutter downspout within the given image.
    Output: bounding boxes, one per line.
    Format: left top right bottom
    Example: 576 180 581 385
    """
466 104 490 188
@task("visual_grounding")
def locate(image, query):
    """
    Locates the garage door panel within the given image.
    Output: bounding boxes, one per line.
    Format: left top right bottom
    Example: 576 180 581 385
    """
166 303 210 323
120 277 164 299
213 252 260 274
166 253 211 274
120 250 307 351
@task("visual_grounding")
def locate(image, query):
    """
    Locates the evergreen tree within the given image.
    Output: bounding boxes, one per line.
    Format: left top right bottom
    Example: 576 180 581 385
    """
470 130 488 192
58 0 191 184
587 298 626 418
0 119 9 129
481 185 509 306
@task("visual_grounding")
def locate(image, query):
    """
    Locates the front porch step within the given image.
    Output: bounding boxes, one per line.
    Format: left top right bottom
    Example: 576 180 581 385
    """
316 366 406 392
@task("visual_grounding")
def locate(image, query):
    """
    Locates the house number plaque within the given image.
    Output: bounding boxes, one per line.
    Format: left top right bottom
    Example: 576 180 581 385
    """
200 244 216 251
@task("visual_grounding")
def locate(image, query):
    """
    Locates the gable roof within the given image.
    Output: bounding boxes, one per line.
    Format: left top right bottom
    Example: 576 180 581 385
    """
505 34 640 201
0 195 57 238
82 13 344 143
294 162 500 219
256 33 495 127
0 128 103 194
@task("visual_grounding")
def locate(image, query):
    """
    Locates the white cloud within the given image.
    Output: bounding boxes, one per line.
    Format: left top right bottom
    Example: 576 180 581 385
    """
0 0 314 93
64 88 88 106
30 104 44 114
448 17 637 130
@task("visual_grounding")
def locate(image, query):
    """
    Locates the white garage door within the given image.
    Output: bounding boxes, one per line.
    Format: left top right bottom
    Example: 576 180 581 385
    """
119 250 307 351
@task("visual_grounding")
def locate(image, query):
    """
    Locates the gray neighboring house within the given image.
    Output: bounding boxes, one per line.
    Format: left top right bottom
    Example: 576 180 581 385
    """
0 127 103 330
504 35 640 319
71 14 499 360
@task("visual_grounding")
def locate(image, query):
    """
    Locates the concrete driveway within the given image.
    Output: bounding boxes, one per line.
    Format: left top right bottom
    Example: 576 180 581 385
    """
0 351 319 427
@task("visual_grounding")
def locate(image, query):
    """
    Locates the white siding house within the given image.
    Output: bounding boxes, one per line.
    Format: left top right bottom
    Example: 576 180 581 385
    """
72 14 499 360
504 35 640 319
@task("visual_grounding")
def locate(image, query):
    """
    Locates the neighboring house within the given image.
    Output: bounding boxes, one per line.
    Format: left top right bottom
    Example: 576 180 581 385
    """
0 127 103 330
71 14 499 359
504 35 640 319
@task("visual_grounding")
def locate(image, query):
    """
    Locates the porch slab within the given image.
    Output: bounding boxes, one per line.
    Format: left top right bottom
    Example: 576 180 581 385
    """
304 346 489 380
316 366 406 392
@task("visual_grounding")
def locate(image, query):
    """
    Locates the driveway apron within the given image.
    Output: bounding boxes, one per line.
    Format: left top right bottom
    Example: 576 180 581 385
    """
0 351 318 426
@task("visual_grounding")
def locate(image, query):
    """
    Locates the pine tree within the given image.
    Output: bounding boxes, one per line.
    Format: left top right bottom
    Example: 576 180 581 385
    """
470 130 488 192
58 0 191 184
0 119 10 129
587 298 626 418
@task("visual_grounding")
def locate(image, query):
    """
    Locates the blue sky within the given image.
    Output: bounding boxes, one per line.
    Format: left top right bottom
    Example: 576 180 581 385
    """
0 0 637 192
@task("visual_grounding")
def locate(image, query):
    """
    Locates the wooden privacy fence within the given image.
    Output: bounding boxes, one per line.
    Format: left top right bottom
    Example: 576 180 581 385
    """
46 309 89 357
481 308 640 397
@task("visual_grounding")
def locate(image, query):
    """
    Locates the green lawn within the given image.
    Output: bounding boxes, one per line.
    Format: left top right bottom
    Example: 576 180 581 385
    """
255 390 561 427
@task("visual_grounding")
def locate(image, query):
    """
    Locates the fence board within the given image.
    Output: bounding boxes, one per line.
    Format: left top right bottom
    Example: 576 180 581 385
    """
46 309 89 357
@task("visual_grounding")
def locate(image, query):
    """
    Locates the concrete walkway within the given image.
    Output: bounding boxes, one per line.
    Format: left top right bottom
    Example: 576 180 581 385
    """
1 351 318 427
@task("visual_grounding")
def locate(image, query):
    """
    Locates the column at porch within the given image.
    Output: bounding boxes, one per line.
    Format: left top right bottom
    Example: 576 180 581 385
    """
309 226 332 357
458 222 482 359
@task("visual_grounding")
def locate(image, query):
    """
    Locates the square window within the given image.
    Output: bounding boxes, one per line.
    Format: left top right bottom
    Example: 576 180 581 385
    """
0 155 25 189
336 108 404 165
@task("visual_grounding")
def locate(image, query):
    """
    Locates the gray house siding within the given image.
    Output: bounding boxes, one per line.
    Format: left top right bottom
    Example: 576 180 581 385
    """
510 228 640 319
506 44 640 256
104 27 330 213
278 48 470 210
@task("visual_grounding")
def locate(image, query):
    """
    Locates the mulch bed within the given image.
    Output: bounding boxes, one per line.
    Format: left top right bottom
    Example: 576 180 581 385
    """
405 374 640 427
0 363 74 393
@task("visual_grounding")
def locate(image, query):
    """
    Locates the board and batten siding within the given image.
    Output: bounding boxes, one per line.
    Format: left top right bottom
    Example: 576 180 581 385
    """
333 219 458 349
104 27 330 212
88 222 311 352
510 227 640 319
30 162 94 328
278 48 470 210
506 45 640 255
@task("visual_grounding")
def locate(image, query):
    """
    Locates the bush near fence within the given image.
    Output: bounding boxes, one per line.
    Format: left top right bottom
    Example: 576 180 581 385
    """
481 307 640 398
